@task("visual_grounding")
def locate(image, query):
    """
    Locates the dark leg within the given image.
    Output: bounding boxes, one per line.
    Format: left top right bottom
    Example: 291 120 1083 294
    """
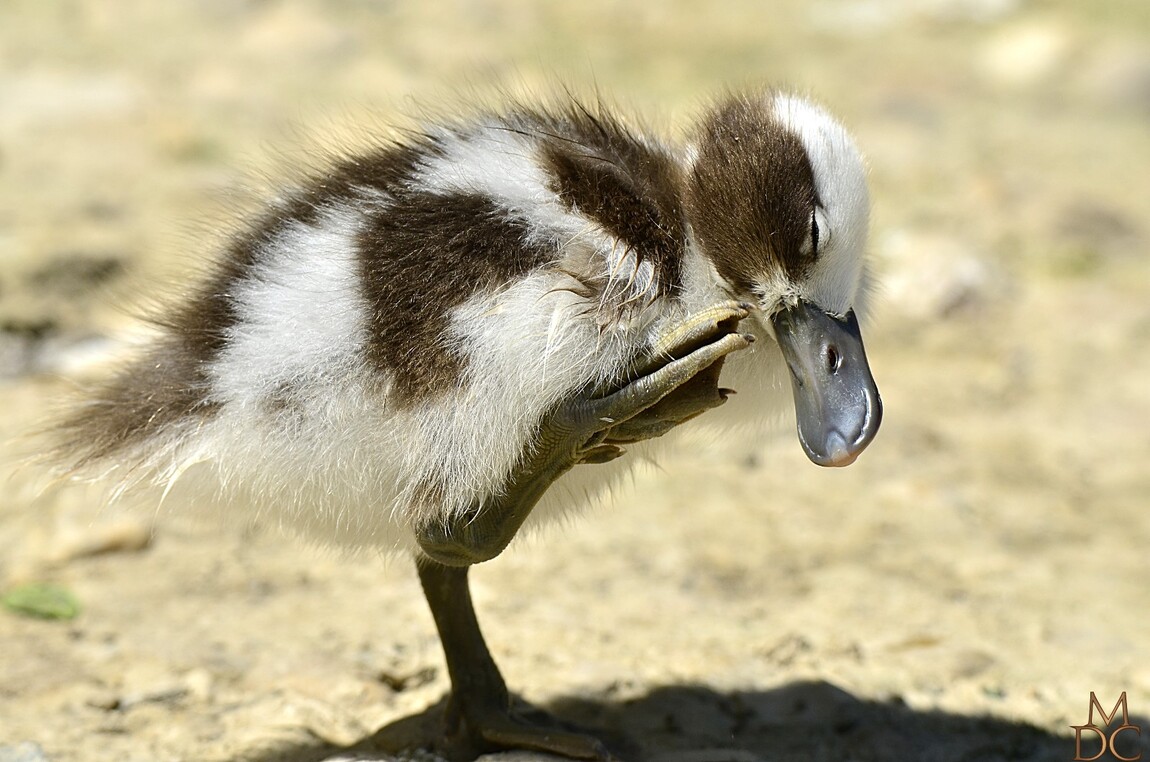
416 557 612 760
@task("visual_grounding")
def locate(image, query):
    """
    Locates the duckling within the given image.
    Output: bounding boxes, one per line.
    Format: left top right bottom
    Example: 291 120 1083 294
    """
52 89 880 760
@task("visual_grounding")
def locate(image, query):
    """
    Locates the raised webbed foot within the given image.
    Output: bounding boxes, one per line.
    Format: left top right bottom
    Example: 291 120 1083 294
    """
415 300 752 567
600 300 754 444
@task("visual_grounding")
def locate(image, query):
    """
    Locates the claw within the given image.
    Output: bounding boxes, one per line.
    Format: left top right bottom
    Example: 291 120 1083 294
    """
579 444 626 464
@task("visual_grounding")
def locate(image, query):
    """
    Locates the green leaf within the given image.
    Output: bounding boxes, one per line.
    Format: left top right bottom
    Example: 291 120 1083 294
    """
2 583 81 620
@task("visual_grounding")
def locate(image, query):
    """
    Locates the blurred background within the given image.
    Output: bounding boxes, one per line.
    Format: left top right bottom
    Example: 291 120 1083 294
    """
2 1 1149 761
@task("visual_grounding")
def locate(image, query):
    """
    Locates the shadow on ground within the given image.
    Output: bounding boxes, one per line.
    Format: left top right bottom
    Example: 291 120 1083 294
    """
235 679 1148 762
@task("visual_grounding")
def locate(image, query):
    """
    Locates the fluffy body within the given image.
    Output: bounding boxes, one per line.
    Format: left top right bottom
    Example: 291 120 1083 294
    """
55 90 871 554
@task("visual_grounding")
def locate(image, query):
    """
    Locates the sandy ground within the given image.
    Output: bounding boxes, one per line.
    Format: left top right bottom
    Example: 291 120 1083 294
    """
2 1 1150 761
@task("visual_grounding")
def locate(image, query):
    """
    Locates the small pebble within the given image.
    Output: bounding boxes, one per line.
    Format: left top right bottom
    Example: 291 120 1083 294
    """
474 754 579 762
1080 41 1150 113
878 230 1000 319
0 742 50 762
649 752 764 762
117 685 189 710
980 21 1072 88
183 667 215 703
47 518 152 565
809 0 1019 35
321 753 448 762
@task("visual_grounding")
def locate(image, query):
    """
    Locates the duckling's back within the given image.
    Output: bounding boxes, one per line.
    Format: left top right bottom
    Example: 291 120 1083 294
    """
53 98 694 552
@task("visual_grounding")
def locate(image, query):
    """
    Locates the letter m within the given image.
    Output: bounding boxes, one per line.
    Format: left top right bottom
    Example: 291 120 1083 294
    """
1089 692 1132 728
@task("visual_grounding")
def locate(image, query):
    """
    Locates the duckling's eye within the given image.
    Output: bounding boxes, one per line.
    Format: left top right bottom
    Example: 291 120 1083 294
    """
811 209 820 255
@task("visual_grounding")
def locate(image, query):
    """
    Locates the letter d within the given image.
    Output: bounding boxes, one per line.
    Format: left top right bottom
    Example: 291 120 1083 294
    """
1071 724 1107 762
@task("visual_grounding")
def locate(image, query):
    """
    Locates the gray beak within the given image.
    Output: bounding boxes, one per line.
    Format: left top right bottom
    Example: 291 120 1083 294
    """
770 300 882 467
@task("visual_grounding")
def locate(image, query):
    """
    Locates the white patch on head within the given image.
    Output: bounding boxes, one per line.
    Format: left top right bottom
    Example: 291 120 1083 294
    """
771 94 871 317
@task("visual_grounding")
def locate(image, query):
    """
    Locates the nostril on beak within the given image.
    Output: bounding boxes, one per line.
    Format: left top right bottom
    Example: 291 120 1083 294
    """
825 344 841 375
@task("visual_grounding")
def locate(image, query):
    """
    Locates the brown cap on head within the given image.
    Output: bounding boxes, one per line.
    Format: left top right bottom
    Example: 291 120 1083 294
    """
684 91 820 294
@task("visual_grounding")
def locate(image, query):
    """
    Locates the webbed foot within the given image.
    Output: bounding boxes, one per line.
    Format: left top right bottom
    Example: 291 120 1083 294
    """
602 300 753 444
441 697 613 761
418 560 615 761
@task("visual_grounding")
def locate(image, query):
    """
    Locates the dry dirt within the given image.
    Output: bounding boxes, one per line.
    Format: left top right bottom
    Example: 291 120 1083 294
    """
2 2 1150 761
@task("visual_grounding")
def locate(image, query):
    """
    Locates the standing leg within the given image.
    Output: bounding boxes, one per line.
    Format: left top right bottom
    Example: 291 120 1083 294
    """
416 556 611 760
413 301 754 758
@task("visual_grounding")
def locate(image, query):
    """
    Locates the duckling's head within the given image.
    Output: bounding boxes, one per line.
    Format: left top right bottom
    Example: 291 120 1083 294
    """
685 90 881 467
